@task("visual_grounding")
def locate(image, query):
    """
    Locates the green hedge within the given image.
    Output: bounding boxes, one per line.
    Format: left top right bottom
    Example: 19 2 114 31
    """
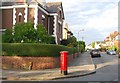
1 43 77 57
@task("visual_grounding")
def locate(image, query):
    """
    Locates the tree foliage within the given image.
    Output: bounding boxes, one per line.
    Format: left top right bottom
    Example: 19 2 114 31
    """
2 22 55 44
61 36 77 47
91 42 95 48
78 41 86 53
2 29 13 43
67 36 78 47
61 36 86 52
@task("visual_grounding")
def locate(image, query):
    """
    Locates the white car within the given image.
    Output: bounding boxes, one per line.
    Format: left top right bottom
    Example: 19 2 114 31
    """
107 50 116 55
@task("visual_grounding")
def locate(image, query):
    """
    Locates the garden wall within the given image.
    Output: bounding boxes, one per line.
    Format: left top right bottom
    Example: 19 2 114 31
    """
2 53 80 70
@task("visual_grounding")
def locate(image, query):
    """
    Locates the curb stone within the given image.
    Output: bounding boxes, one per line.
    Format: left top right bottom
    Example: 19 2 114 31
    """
51 71 96 80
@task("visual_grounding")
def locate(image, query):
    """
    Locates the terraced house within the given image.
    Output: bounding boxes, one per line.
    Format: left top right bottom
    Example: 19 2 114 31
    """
0 0 65 44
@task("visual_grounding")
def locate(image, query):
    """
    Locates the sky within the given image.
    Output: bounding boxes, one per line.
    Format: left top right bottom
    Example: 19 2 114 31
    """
46 0 119 45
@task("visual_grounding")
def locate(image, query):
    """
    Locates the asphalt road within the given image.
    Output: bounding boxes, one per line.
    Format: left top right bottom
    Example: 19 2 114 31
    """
56 52 119 81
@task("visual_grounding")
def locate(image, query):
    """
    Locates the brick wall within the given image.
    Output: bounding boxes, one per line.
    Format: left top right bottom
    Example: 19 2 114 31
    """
2 53 80 70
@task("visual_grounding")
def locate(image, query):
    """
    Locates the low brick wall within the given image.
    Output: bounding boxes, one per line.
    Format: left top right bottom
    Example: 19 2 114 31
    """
2 53 80 70
2 56 60 70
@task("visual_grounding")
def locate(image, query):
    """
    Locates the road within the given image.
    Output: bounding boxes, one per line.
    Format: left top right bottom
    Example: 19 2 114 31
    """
56 52 119 81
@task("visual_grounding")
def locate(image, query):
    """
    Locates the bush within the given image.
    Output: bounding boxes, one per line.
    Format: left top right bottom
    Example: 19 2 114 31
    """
61 39 68 46
1 43 77 57
2 29 13 43
78 41 86 53
2 22 54 44
61 36 78 47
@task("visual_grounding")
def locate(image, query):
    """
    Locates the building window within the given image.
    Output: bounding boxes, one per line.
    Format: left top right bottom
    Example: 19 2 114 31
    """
42 18 45 25
19 15 22 22
18 12 22 22
42 15 45 26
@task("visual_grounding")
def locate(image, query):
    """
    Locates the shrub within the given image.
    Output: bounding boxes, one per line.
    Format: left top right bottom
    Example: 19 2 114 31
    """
61 36 77 47
1 43 77 57
61 39 68 46
78 41 86 52
2 22 54 44
2 29 13 43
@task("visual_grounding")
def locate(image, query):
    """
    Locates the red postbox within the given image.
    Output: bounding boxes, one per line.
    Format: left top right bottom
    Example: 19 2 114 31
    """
60 51 68 75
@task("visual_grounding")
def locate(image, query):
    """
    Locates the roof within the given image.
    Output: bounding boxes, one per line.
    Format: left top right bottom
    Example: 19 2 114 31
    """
1 1 65 19
95 41 105 44
2 2 16 6
2 0 28 6
110 31 119 38
46 2 62 13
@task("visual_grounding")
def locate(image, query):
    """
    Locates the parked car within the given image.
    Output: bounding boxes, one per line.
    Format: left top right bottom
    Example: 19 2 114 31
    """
90 49 101 58
117 52 120 58
107 50 116 55
106 50 110 54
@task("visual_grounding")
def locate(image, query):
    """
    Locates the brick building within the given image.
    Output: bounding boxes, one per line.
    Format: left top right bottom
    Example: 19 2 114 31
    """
0 0 65 44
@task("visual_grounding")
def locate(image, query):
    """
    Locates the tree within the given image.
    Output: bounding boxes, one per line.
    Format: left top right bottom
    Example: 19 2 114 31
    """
92 42 95 48
60 39 69 46
2 29 13 43
67 36 77 47
36 24 55 44
2 22 55 44
13 22 36 43
61 36 77 47
78 41 86 52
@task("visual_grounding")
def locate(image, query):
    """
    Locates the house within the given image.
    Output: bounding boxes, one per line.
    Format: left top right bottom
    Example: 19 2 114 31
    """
114 32 120 49
63 22 68 39
94 41 106 49
63 22 73 39
104 36 112 47
85 44 93 50
0 0 65 44
104 31 120 49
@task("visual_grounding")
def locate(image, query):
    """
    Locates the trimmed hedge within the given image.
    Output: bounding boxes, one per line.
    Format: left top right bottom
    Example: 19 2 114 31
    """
1 43 77 57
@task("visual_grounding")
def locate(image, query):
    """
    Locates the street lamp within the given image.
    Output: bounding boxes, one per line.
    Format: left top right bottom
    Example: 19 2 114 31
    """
78 29 84 53
78 29 84 41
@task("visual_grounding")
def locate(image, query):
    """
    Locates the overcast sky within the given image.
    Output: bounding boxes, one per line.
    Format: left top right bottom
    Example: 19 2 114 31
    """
47 0 119 45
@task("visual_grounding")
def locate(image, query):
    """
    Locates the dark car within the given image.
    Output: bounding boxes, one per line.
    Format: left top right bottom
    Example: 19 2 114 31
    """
118 52 120 58
90 49 101 58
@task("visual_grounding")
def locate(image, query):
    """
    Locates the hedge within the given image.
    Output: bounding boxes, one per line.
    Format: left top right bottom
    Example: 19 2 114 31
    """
1 43 77 57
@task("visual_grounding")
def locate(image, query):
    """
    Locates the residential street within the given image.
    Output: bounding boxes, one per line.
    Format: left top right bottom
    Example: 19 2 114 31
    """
0 0 119 83
56 52 119 81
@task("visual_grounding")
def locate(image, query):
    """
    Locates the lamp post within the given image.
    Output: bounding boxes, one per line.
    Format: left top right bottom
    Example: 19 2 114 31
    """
78 29 84 41
78 29 84 53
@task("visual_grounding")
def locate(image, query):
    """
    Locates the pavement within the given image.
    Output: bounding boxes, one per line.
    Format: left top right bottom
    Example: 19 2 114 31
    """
1 52 96 81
